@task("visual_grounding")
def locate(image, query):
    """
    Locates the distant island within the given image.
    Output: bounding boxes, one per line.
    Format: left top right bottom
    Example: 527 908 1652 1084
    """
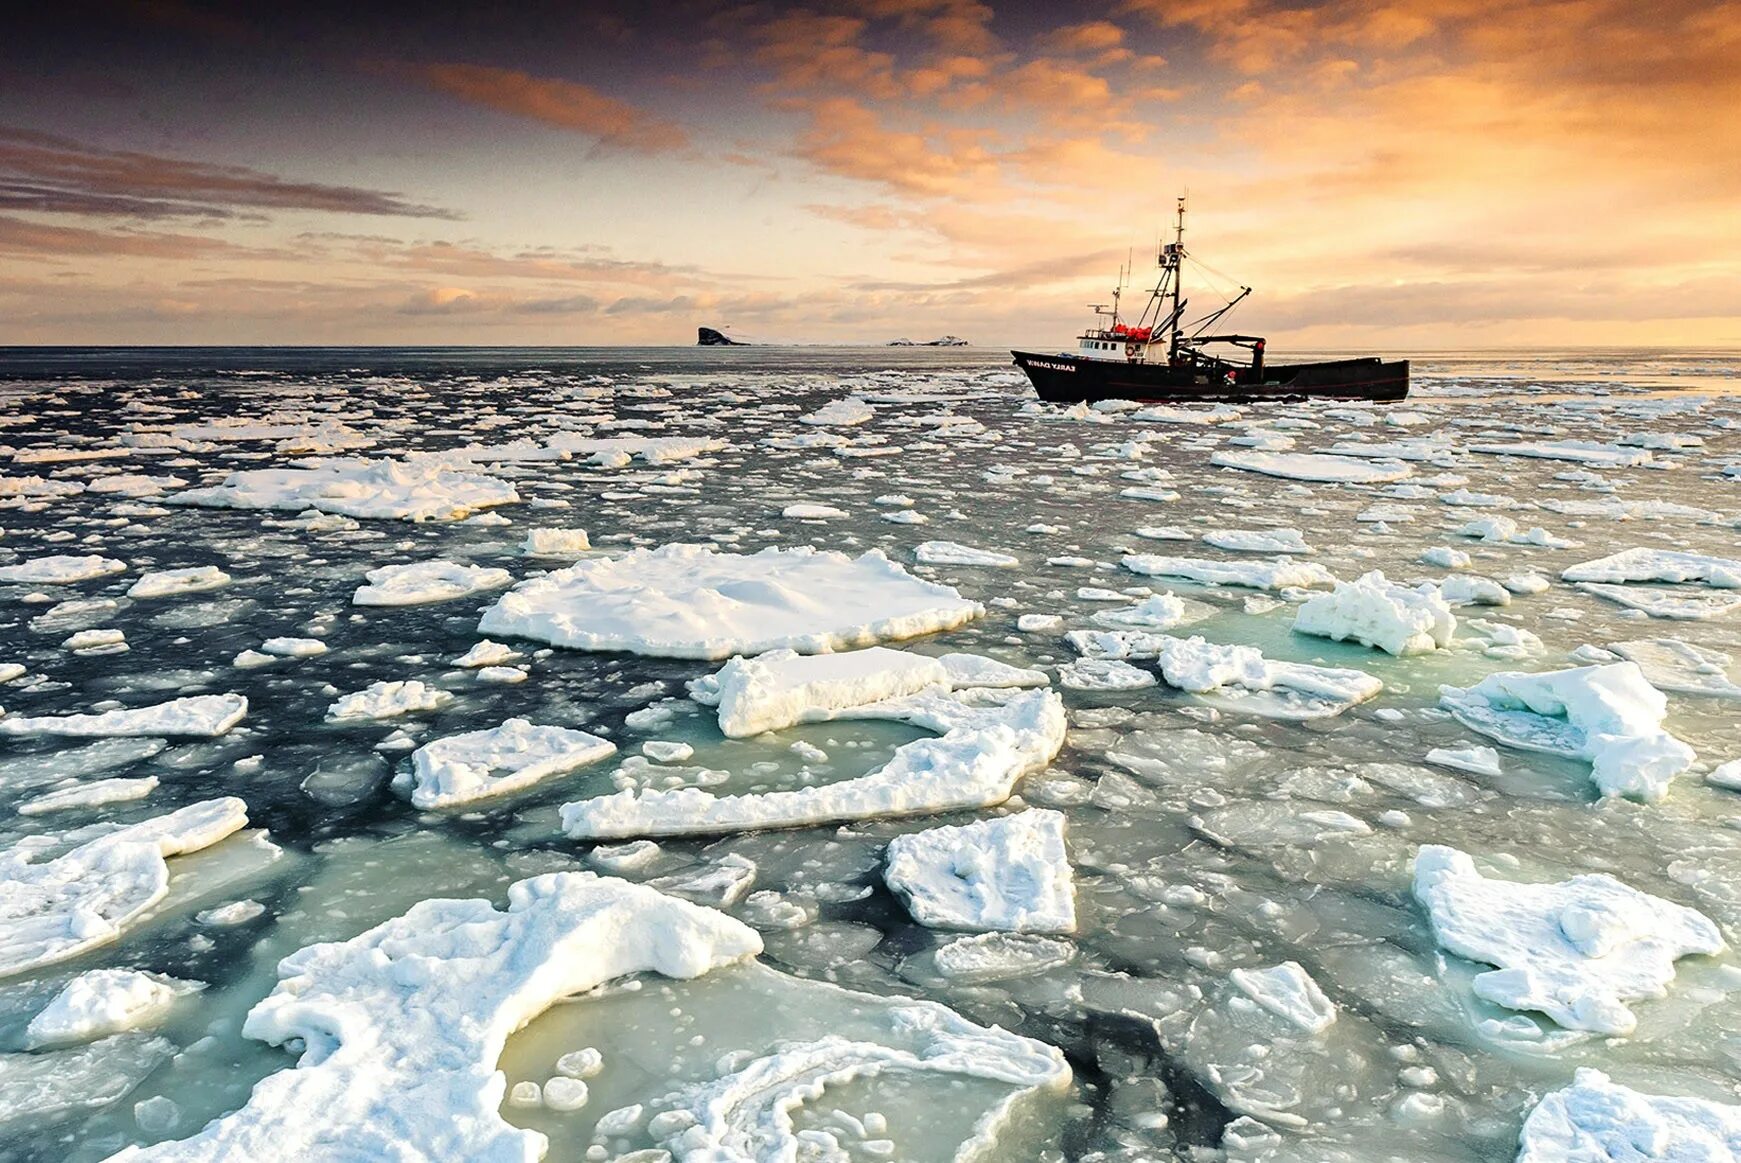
697 327 968 347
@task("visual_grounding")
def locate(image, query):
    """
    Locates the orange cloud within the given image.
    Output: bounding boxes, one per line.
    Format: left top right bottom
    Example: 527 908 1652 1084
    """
409 63 689 152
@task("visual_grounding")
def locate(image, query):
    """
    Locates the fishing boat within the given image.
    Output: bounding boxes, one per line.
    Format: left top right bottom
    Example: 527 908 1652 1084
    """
1012 199 1408 404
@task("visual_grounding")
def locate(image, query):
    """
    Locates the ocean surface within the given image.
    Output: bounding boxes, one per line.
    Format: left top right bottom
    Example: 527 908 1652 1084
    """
2 345 1740 1162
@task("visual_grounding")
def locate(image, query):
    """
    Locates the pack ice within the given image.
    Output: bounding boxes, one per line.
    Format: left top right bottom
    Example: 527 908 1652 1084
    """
0 799 250 977
563 648 1064 838
169 457 519 521
883 809 1077 933
479 544 983 658
397 718 616 809
1413 846 1723 1035
1517 1069 1741 1162
1440 662 1694 800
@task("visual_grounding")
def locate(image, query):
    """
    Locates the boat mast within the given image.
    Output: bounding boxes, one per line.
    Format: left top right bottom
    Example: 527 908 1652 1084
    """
1165 195 1186 360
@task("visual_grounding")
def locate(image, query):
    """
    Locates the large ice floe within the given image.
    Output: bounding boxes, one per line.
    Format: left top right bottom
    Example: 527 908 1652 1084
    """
0 798 250 977
1209 448 1412 483
562 648 1064 838
1121 554 1336 591
1412 846 1724 1035
352 559 513 606
1516 1068 1741 1161
0 693 247 738
1293 570 1457 656
395 718 617 809
1439 662 1695 800
479 543 983 658
114 872 1069 1162
168 456 519 521
0 554 127 584
883 809 1077 934
1067 632 1382 719
1561 547 1741 589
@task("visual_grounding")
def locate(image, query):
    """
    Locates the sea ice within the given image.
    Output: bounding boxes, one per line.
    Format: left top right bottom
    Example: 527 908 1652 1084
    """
169 457 519 522
701 646 949 737
480 544 982 658
1202 528 1313 554
1210 449 1412 483
1412 845 1724 1034
396 718 616 809
25 969 194 1048
1228 962 1337 1034
1466 440 1653 466
1517 1069 1741 1163
352 560 513 606
1293 571 1457 656
1424 745 1502 777
520 528 590 556
1440 662 1695 800
0 693 247 738
563 685 1065 839
325 681 453 723
17 775 160 816
883 809 1076 933
126 566 231 599
109 873 763 1161
0 555 127 584
1072 633 1381 719
0 798 250 977
1059 658 1158 690
1121 554 1336 591
1562 547 1741 588
1608 638 1741 697
914 540 1020 567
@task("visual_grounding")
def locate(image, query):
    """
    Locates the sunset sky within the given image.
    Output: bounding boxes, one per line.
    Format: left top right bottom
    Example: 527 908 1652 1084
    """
3 0 1737 347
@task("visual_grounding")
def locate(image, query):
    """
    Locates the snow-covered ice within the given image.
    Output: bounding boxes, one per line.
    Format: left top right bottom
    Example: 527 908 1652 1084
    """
0 693 247 738
169 457 519 521
1293 570 1456 655
1517 1069 1741 1163
883 809 1076 933
480 544 982 658
1210 449 1413 483
396 718 616 809
1413 845 1724 1034
351 560 512 606
24 968 194 1048
1122 554 1336 591
0 554 127 584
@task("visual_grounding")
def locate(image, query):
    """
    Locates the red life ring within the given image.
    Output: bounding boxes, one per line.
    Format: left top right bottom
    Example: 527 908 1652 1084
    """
1125 342 1139 359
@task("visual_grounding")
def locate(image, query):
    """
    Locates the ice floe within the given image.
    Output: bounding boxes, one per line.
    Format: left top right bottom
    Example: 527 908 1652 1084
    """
110 873 763 1160
1121 554 1336 591
169 457 519 521
480 544 982 658
126 566 231 598
1439 662 1694 800
1293 571 1457 655
1210 449 1413 483
1069 632 1382 719
351 560 512 606
914 540 1020 567
0 555 127 584
0 693 247 738
0 798 250 977
703 646 949 737
1562 547 1741 588
396 718 616 809
1228 962 1337 1034
1517 1069 1741 1163
24 968 195 1049
1413 845 1724 1034
883 809 1076 933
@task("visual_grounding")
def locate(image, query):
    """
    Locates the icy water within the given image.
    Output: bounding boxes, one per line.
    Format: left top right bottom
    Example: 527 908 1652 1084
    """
2 345 1741 1162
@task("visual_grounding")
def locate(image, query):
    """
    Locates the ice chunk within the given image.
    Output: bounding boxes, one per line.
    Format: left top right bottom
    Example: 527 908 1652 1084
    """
562 686 1066 839
126 566 231 598
1122 554 1336 591
398 718 616 809
1059 658 1157 690
1228 962 1337 1034
0 693 246 739
520 528 590 556
452 639 520 668
884 809 1076 933
352 560 512 606
325 680 452 723
1467 440 1653 466
0 555 126 584
109 874 762 1161
261 636 326 657
1576 582 1741 620
168 456 519 522
800 397 874 425
480 544 981 659
1424 745 1502 777
1562 547 1741 588
1210 449 1412 483
25 968 193 1048
17 775 159 816
1293 571 1456 656
1440 662 1694 800
1412 845 1723 1034
782 503 847 519
935 652 1048 689
1518 1069 1741 1163
705 647 949 737
0 798 249 977
1609 638 1741 698
1077 633 1381 720
932 932 1076 982
914 540 1019 567
1202 528 1313 554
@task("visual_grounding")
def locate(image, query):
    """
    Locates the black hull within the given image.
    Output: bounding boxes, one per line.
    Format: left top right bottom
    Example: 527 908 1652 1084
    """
1012 352 1409 404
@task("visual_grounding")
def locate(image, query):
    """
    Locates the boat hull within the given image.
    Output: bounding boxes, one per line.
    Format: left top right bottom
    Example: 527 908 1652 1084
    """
1011 352 1409 404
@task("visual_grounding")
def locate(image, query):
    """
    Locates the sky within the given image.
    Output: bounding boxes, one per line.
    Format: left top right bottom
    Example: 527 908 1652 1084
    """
1 0 1737 348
